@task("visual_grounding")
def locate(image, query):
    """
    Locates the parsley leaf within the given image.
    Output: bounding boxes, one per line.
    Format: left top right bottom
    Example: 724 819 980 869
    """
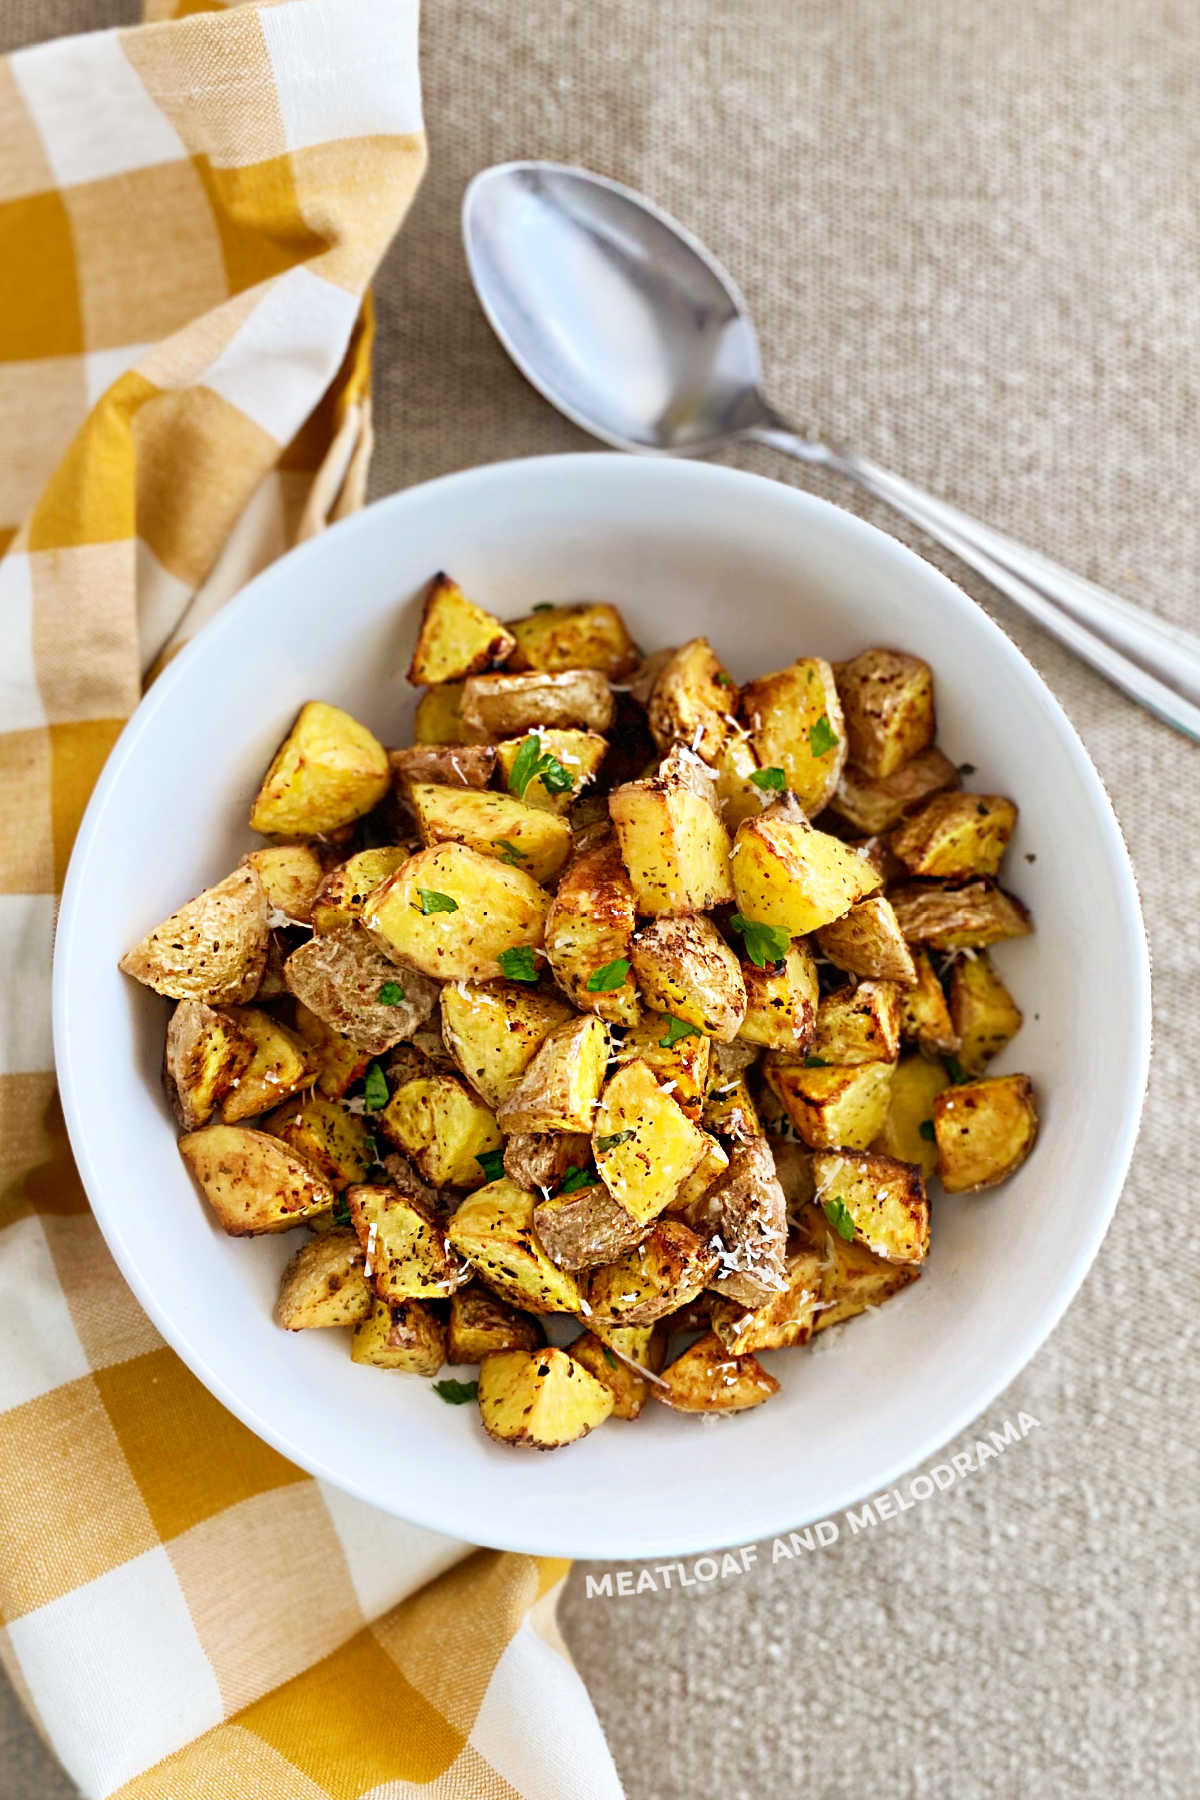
331 1194 353 1227
433 1378 479 1405
729 913 791 969
809 713 839 757
476 1148 506 1182
659 1015 702 1049
497 839 527 865
363 1062 389 1111
416 888 458 915
714 672 735 690
532 602 555 613
595 1129 635 1153
377 980 406 1006
823 1196 856 1241
508 733 573 799
918 1119 936 1142
602 1346 618 1368
957 762 976 776
943 1053 970 1085
498 945 539 983
559 1164 595 1193
804 1053 829 1068
587 958 630 992
750 765 786 792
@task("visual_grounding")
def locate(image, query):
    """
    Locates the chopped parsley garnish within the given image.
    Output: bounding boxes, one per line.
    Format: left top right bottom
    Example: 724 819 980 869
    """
508 733 573 799
750 765 786 792
587 958 630 992
943 1053 970 1085
433 1378 478 1405
498 945 539 983
476 1148 506 1182
729 913 791 969
958 762 976 776
659 1015 702 1049
918 1119 936 1142
823 1196 856 1241
809 713 839 757
416 888 458 914
532 602 555 613
595 1129 635 1153
331 1194 353 1227
803 1053 829 1068
559 1164 595 1193
497 839 527 865
377 980 406 1006
362 1062 390 1111
714 672 735 689
602 1346 618 1368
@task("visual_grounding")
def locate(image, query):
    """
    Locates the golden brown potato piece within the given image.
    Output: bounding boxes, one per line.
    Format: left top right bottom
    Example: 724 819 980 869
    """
461 669 614 736
713 735 768 832
274 1229 372 1329
873 1052 951 1178
768 1136 816 1216
569 1332 651 1420
163 1001 254 1130
533 1182 649 1269
407 572 516 685
702 1054 762 1142
731 794 880 935
380 1073 502 1188
645 637 735 762
310 847 410 934
763 1056 894 1150
413 681 470 746
478 1347 614 1448
440 982 573 1110
833 649 935 778
618 1016 712 1122
389 744 498 797
948 952 1023 1074
667 1132 733 1226
704 1137 789 1307
827 745 960 835
250 701 390 837
544 836 641 1026
364 843 549 982
592 1060 712 1224
495 1015 610 1134
219 1007 315 1123
120 865 269 1004
178 1124 333 1235
610 750 735 916
816 896 918 986
739 657 846 816
813 981 903 1066
263 1093 374 1190
447 1179 584 1313
933 1072 1038 1192
284 924 439 1056
889 881 1033 950
794 1202 920 1329
407 783 571 886
244 844 325 926
495 729 608 815
587 1219 720 1325
447 1285 545 1363
346 1181 467 1300
631 915 747 1042
503 1131 592 1193
506 602 639 679
709 1242 825 1352
738 943 819 1052
891 793 1018 880
351 1297 446 1375
899 950 960 1056
292 1000 373 1098
653 1332 779 1414
812 1149 929 1264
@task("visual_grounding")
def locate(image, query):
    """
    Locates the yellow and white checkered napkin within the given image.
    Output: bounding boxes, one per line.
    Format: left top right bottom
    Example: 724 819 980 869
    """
0 3 623 1794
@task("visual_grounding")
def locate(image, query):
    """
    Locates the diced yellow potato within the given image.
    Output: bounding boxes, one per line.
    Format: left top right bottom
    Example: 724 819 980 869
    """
816 895 918 985
738 943 819 1050
447 1180 584 1314
630 915 747 1041
889 881 1032 950
828 745 961 835
262 1093 374 1190
739 657 846 815
583 1321 668 1369
933 1072 1038 1192
709 1243 825 1352
249 701 390 837
794 1202 920 1328
813 981 903 1066
891 793 1018 880
653 1332 779 1414
899 950 960 1056
447 1285 545 1363
346 1180 467 1299
310 847 410 933
812 1148 930 1264
413 681 469 745
179 1124 333 1235
495 729 608 814
274 1229 372 1329
645 636 735 762
380 1073 502 1188
569 1332 650 1420
544 837 641 1025
407 572 516 685
533 1184 648 1269
244 844 325 925
292 1000 372 1098
948 953 1023 1074
461 669 614 736
618 1016 711 1121
833 649 935 778
495 1015 609 1134
763 1056 894 1149
592 1060 712 1224
284 925 439 1056
730 795 880 935
440 981 572 1109
702 1064 761 1141
667 1132 732 1221
364 843 549 982
873 1052 950 1177
506 602 639 679
478 1347 614 1448
120 865 268 1004
220 1006 316 1122
407 783 571 886
351 1297 446 1375
163 1001 254 1130
587 1219 720 1325
713 734 768 832
610 752 734 915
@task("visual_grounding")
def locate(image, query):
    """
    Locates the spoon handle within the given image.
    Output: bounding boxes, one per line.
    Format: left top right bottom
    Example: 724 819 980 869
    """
749 424 1200 743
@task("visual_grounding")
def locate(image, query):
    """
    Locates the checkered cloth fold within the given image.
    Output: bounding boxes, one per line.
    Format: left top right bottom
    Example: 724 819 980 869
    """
0 3 623 1795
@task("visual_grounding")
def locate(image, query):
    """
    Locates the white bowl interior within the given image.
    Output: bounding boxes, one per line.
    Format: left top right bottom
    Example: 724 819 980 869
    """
54 456 1148 1559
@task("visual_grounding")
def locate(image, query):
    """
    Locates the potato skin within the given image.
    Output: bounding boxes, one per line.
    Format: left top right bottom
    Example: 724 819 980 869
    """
889 881 1032 950
827 745 960 835
544 836 641 1025
704 1137 789 1307
653 1331 779 1414
947 952 1023 1074
816 896 917 986
891 793 1018 880
899 950 960 1056
244 844 325 926
163 1001 254 1130
533 1183 649 1270
447 1285 545 1363
274 1229 371 1329
739 657 846 816
250 701 390 837
284 924 439 1056
933 1072 1038 1192
495 1015 610 1134
645 637 735 763
120 866 269 1004
389 744 497 796
813 981 903 1066
631 915 747 1042
587 1219 720 1325
351 1297 446 1375
407 572 515 686
503 1131 593 1193
833 649 935 778
461 669 614 736
179 1124 334 1235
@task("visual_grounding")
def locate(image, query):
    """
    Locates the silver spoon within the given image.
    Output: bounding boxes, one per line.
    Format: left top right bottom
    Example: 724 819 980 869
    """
463 160 1200 743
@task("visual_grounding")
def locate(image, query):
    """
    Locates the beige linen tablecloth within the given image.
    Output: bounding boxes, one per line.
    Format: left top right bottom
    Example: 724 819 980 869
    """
5 1 1197 1796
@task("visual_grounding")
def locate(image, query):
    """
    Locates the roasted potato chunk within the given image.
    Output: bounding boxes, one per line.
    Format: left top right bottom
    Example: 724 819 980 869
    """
768 1136 816 1216
380 1073 502 1189
408 783 571 886
702 1064 761 1141
495 1015 609 1134
389 744 497 798
461 669 614 736
816 895 917 986
739 657 846 816
948 952 1023 1074
610 751 734 916
618 1016 712 1122
274 1229 371 1329
407 572 516 685
713 734 769 832
667 1132 733 1224
440 982 572 1109
544 836 641 1025
351 1297 445 1374
179 1124 333 1234
346 1181 467 1300
250 701 390 837
587 1219 720 1325
645 637 735 762
533 1182 649 1269
244 844 325 926
569 1332 651 1420
163 1001 254 1129
653 1332 779 1414
709 1242 824 1352
592 1060 712 1224
310 847 410 934
933 1072 1038 1192
891 793 1018 880
365 843 549 982
812 1149 929 1264
738 943 819 1051
263 1093 374 1190
220 1006 315 1122
120 865 268 1004
506 602 639 678
285 924 439 1056
503 1131 592 1193
828 744 960 835
478 1347 613 1448
413 680 470 745
900 950 960 1056
873 1052 951 1177
795 1201 920 1328
495 729 608 814
813 981 903 1066
631 914 747 1041
292 1000 372 1098
889 881 1033 950
833 649 934 778
704 1137 789 1307
731 795 880 935
447 1179 583 1314
447 1285 545 1363
763 1056 894 1150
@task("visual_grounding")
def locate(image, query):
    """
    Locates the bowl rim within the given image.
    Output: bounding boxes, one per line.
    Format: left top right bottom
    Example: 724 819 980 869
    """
53 453 1151 1557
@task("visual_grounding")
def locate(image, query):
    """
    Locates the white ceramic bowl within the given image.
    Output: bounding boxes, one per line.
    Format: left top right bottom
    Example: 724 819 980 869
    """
54 455 1149 1560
